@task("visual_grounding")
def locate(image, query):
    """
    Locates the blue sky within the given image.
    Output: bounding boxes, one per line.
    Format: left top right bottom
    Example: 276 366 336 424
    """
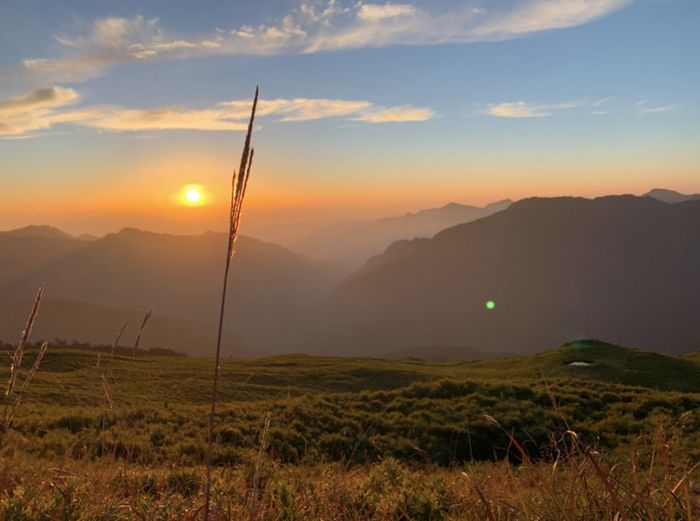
0 0 698 237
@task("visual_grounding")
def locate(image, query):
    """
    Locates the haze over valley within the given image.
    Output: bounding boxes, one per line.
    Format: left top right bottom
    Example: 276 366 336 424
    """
3 188 698 358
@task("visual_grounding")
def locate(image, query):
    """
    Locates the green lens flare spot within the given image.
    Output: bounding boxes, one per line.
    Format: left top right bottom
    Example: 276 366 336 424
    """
486 300 496 310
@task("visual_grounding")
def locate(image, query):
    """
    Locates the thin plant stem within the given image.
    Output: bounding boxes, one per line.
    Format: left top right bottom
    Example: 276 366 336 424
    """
204 86 258 520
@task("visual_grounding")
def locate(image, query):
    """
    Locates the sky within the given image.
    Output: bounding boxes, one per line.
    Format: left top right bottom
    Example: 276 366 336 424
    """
1 0 698 241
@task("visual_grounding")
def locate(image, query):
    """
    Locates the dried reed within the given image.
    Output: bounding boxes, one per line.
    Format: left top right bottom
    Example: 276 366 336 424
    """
112 320 128 355
203 86 258 521
249 413 271 521
101 374 114 411
5 285 43 400
2 285 44 428
4 341 48 429
131 311 152 357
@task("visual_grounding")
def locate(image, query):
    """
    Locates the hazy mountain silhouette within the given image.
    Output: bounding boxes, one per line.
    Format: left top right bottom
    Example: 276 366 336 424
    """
294 200 512 268
1 225 75 240
322 196 700 356
644 188 700 204
1 228 342 354
0 233 86 286
0 297 247 356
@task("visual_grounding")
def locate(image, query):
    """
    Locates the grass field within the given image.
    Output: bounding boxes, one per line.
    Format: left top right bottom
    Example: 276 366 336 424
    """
1 339 699 519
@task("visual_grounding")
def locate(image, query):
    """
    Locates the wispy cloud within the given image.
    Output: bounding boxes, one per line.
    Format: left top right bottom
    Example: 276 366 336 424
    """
0 86 80 136
482 97 679 118
485 100 583 118
636 100 678 115
353 105 435 123
592 97 613 107
469 0 632 40
13 1 635 85
220 98 373 122
357 4 418 22
0 88 435 137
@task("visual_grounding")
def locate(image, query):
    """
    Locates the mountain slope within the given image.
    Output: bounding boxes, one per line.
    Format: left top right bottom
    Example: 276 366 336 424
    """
1 228 342 354
0 234 86 286
0 225 75 240
0 297 246 356
323 196 700 356
294 200 512 268
644 188 700 204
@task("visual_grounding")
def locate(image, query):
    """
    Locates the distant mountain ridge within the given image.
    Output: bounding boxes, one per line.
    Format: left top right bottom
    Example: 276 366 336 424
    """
1 225 75 240
0 227 342 355
4 190 700 358
644 188 700 204
294 199 513 268
322 195 700 356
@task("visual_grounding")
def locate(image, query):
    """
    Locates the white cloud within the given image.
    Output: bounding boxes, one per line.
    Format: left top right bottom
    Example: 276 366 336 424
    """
0 88 434 137
485 100 583 118
470 0 632 40
12 1 635 85
0 86 80 136
592 97 613 107
357 4 418 22
221 98 373 121
354 105 435 123
638 104 677 115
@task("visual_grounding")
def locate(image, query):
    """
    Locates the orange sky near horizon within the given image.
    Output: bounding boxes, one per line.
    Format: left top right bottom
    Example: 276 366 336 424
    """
3 157 699 243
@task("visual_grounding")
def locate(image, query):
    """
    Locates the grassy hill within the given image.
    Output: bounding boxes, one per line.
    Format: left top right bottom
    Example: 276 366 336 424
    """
2 339 699 519
3 339 699 468
452 339 700 393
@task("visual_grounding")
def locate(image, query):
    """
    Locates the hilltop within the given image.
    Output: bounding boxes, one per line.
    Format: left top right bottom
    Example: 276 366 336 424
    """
324 195 700 356
293 199 512 268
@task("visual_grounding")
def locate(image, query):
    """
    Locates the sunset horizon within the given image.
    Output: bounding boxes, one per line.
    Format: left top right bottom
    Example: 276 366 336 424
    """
3 0 698 238
1 2 699 518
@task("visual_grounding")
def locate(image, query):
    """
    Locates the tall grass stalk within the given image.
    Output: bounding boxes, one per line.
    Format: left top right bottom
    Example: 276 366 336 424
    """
204 86 258 520
4 341 48 429
112 320 128 355
249 412 271 521
2 285 44 428
131 311 152 357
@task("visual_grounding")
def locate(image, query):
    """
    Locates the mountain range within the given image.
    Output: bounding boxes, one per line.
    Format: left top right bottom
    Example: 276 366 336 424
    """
644 188 700 204
293 200 513 269
321 195 700 356
2 188 698 357
0 228 340 355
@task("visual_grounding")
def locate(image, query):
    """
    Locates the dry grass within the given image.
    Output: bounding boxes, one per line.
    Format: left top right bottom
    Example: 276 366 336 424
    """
2 286 47 431
0 421 696 520
112 320 128 355
205 86 259 519
131 310 152 357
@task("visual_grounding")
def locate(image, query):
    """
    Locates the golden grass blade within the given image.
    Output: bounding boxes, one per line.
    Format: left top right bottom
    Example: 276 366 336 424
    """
204 86 258 521
131 310 152 357
101 374 114 411
112 320 128 355
6 284 44 399
4 341 49 429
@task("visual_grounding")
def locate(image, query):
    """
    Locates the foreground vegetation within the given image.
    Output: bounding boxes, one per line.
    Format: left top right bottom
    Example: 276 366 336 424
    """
1 340 699 519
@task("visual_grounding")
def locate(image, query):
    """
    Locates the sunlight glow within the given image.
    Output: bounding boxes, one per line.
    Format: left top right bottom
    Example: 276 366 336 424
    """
180 184 206 207
186 188 201 203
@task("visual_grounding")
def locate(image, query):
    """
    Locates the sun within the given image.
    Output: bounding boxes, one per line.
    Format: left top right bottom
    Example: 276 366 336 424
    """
186 188 201 203
180 184 206 207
